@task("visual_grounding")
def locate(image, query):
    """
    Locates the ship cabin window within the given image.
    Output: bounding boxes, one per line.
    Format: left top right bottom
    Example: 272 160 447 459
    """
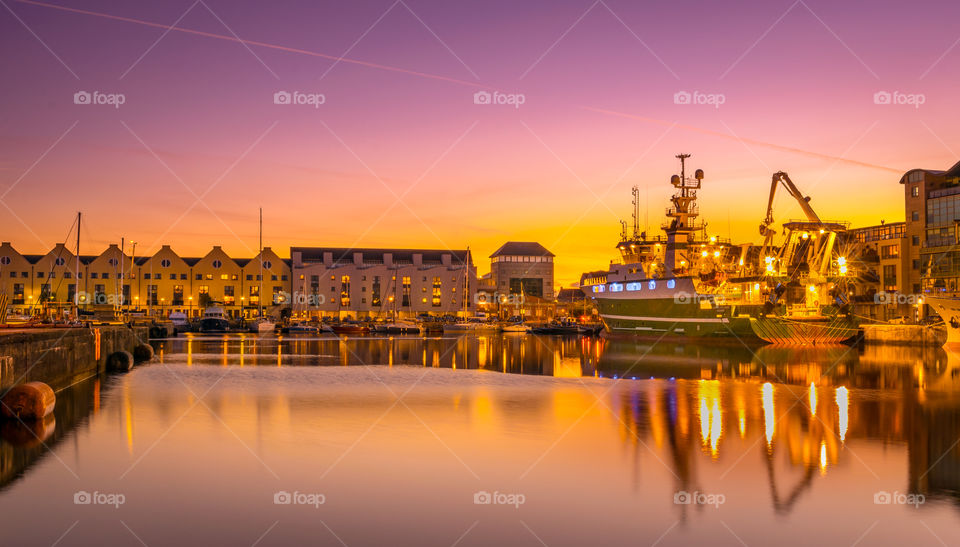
648 280 656 290
626 282 642 291
667 279 676 289
608 283 623 292
592 285 605 293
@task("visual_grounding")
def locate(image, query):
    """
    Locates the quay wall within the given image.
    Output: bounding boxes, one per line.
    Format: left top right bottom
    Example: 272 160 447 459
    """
861 324 946 346
0 326 149 392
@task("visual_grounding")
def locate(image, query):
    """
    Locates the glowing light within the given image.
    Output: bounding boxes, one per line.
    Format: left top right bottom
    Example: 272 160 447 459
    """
808 285 817 293
710 236 717 243
701 250 708 257
809 382 817 416
819 442 828 475
762 383 775 446
738 408 746 438
802 232 809 239
836 386 849 442
713 251 720 258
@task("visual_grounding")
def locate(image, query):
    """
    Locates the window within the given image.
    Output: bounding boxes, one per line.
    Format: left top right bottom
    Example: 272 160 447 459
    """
212 259 222 268
648 280 657 290
626 282 642 291
882 265 897 291
12 283 24 304
147 285 158 306
432 277 442 306
55 257 65 266
223 286 235 305
196 274 202 280
248 285 259 305
912 211 919 221
912 235 920 245
0 256 8 265
262 260 272 269
160 259 171 267
402 276 411 307
667 279 676 289
169 273 176 280
220 274 229 280
912 259 920 270
181 273 187 280
912 185 920 197
608 283 623 292
246 275 253 281
881 244 900 259
372 276 381 307
908 171 923 183
340 275 351 307
173 285 184 305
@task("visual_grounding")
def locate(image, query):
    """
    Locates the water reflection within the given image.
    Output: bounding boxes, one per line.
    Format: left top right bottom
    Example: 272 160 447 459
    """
0 333 958 544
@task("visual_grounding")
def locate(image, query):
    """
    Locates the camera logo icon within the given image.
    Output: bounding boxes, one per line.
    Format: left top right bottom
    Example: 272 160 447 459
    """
673 490 692 504
673 91 692 105
74 91 91 105
473 91 491 105
273 91 292 105
274 491 292 504
873 91 892 105
874 491 892 504
473 491 492 504
74 490 92 504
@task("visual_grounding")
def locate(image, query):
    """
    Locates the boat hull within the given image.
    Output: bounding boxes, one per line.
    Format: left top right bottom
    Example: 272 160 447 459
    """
926 297 960 346
748 314 860 345
198 318 230 333
592 295 757 339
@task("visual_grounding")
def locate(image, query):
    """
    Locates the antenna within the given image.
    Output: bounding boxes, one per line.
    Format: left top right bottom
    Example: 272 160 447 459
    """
631 186 640 240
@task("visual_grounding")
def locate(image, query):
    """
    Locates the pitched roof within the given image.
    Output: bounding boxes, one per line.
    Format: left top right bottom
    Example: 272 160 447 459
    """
489 242 554 258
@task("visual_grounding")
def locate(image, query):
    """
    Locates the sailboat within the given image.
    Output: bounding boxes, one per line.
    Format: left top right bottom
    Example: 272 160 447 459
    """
250 208 276 334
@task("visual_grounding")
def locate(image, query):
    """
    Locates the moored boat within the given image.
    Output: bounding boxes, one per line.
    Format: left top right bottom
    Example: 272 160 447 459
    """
198 305 230 332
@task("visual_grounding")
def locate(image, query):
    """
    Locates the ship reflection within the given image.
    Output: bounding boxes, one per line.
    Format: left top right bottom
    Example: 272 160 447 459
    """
602 338 960 513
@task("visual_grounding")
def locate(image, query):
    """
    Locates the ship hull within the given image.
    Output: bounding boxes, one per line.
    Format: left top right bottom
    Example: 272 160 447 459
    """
926 297 960 346
591 293 757 340
748 314 860 345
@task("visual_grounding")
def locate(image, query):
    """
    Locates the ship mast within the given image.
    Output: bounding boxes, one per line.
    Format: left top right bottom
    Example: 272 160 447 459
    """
663 154 704 276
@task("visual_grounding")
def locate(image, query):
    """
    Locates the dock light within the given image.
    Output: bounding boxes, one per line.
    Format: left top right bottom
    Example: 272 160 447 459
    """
802 232 809 239
710 236 717 243
820 229 825 234
754 283 760 291
739 258 744 266
701 250 708 257
808 285 817 293
713 251 720 258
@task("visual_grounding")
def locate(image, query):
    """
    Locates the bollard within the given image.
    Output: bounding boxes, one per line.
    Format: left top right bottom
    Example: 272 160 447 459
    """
1 381 56 420
107 351 134 372
133 343 155 363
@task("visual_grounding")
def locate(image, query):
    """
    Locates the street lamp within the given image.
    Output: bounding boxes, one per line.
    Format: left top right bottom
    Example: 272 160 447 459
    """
188 296 193 317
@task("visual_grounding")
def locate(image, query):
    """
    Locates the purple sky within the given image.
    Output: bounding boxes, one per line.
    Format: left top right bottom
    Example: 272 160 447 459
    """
1 0 958 282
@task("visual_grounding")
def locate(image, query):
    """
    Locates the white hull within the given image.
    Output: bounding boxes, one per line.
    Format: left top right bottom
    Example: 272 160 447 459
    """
926 297 960 345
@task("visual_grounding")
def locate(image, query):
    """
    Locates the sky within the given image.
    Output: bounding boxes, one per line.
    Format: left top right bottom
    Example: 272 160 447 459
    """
1 0 959 285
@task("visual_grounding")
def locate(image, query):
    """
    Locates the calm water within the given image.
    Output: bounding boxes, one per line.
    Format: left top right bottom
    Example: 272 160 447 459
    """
1 333 958 546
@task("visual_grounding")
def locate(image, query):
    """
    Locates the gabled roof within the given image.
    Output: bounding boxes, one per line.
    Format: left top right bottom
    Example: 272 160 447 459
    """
489 242 554 258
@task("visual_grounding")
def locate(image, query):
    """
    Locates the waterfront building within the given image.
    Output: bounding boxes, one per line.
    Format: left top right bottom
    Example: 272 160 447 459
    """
844 222 909 320
0 243 292 319
900 161 960 298
289 247 476 320
484 242 555 318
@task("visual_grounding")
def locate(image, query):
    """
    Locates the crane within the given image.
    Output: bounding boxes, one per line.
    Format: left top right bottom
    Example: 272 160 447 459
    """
759 171 821 243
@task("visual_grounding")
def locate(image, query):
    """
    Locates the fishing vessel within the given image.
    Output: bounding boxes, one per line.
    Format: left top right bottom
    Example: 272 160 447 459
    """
580 155 860 345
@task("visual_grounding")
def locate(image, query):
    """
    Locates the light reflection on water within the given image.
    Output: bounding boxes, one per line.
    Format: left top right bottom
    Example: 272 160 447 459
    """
0 333 957 546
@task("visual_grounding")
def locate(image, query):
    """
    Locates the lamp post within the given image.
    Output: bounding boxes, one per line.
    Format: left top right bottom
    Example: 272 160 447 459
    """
188 295 193 318
160 297 165 318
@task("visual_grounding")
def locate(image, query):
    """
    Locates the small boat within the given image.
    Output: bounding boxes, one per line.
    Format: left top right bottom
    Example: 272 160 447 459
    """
250 316 276 333
168 311 190 333
284 322 319 334
332 321 370 335
530 321 580 335
578 323 604 335
198 305 230 332
443 318 499 333
500 322 529 333
372 320 422 334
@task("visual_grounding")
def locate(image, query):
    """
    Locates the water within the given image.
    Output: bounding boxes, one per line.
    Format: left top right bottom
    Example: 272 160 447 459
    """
0 333 958 546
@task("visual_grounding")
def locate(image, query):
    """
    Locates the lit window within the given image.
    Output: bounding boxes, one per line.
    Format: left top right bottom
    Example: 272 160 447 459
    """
648 280 656 290
626 282 642 291
609 283 623 292
667 279 676 289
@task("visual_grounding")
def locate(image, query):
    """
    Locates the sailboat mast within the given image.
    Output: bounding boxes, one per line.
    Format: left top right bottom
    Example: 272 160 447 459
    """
75 211 81 316
258 207 263 318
